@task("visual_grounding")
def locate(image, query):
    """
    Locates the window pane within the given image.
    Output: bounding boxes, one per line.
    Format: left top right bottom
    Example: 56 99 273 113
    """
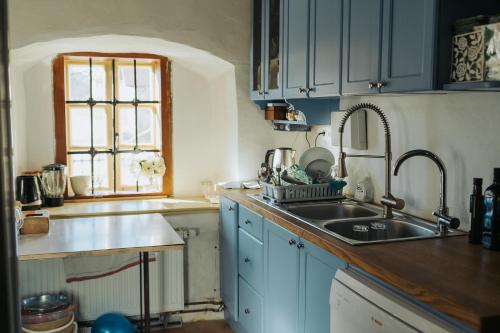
118 107 154 146
68 107 91 147
117 152 162 192
117 65 155 101
68 154 111 191
68 63 106 100
68 64 90 100
93 154 111 190
69 154 91 177
68 106 108 148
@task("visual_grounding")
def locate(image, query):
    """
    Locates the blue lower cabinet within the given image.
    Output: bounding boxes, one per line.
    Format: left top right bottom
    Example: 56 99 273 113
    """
239 276 264 333
238 229 264 294
219 197 238 322
264 220 301 333
299 239 346 333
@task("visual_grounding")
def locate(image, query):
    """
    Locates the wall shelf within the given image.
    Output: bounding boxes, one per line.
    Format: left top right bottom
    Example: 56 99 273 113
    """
443 81 500 91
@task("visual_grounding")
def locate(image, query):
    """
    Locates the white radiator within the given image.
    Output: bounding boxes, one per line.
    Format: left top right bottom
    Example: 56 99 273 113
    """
18 250 184 321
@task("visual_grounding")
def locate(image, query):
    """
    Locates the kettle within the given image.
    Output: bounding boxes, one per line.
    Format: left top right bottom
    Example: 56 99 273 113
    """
16 175 42 211
265 148 296 172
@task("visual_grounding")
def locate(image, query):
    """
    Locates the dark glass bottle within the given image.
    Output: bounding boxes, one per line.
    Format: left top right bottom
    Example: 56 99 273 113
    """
469 178 483 244
482 169 500 250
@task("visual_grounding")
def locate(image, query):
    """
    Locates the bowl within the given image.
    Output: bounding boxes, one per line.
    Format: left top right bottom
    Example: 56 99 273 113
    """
70 176 90 196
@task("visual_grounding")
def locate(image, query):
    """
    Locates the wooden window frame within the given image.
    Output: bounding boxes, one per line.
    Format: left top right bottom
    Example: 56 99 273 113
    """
53 52 173 200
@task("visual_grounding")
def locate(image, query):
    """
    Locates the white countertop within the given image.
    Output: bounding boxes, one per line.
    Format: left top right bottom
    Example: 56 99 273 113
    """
45 197 219 219
18 213 184 261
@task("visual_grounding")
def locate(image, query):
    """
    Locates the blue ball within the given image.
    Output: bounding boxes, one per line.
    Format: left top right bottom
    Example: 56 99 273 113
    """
91 313 135 333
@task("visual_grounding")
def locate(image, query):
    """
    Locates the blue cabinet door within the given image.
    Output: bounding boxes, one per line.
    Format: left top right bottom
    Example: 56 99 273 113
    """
250 0 266 100
282 0 309 99
298 239 346 333
308 0 342 97
264 0 284 100
380 0 437 92
342 0 383 95
219 197 239 321
264 220 300 333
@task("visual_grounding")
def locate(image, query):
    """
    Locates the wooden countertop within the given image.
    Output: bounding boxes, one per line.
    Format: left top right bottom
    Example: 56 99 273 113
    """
18 213 184 261
222 189 500 332
46 197 219 219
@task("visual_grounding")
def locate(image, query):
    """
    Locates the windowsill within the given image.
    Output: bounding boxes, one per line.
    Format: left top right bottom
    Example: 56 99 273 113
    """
46 196 219 219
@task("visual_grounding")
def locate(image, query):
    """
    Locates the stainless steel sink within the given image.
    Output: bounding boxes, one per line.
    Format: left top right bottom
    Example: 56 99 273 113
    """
285 202 379 221
251 195 464 245
324 219 437 243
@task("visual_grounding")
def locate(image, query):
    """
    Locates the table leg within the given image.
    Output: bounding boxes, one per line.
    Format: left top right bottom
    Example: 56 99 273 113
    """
143 252 151 333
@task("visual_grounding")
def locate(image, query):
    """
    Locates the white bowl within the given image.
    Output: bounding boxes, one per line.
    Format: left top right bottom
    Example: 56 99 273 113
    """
70 176 91 196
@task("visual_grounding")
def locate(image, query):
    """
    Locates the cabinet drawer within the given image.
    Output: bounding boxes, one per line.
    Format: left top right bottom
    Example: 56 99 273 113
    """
239 277 263 333
239 206 263 241
238 229 264 293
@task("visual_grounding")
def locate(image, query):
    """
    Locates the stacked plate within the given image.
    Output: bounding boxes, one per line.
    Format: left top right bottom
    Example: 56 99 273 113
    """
299 147 336 181
22 294 77 333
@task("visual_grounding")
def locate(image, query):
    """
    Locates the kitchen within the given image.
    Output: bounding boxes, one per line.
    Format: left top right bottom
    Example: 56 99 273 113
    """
2 0 500 333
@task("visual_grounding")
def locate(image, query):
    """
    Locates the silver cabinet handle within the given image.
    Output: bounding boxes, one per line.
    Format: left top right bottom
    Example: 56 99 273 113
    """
376 81 386 89
297 242 304 249
244 219 252 225
368 81 376 89
288 239 297 246
244 308 251 314
244 257 251 263
298 87 307 93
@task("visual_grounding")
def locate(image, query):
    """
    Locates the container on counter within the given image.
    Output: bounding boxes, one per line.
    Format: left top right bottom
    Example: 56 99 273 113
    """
482 169 500 250
469 178 484 244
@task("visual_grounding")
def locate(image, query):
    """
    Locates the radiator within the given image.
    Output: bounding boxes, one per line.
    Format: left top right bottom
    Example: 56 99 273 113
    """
18 249 184 321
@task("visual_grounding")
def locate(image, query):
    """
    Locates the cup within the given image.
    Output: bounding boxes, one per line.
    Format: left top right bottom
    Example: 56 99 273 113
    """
70 176 91 196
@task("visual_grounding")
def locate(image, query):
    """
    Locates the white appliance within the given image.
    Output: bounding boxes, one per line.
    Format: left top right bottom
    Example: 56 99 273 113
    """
331 269 463 333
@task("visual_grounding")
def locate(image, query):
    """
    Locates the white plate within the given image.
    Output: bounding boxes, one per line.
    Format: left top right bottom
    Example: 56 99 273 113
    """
299 147 335 179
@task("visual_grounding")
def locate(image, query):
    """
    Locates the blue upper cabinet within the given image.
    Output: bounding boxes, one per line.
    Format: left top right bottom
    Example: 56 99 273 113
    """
342 0 383 95
219 197 239 322
250 0 265 100
251 0 283 101
283 0 342 99
282 0 309 99
380 0 437 92
307 0 342 98
264 220 301 333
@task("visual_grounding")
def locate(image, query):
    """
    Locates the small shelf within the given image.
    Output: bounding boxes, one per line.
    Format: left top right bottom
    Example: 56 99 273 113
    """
443 81 500 91
272 120 311 132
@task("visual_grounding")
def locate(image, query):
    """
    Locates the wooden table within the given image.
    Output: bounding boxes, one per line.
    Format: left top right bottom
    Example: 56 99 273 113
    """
18 213 184 333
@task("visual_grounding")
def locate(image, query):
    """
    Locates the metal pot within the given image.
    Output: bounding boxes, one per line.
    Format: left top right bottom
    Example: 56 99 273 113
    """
264 148 296 172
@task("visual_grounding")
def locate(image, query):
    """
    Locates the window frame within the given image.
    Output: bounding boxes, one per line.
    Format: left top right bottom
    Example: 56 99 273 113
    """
53 52 173 200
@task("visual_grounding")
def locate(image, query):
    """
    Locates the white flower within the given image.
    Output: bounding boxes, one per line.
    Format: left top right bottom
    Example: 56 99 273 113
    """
152 157 166 176
140 160 155 177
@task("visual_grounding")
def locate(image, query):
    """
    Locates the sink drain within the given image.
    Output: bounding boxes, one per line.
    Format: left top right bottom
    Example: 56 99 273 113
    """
370 222 387 230
353 225 370 232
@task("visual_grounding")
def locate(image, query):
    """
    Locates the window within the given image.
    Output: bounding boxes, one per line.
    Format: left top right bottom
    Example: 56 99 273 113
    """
53 53 172 198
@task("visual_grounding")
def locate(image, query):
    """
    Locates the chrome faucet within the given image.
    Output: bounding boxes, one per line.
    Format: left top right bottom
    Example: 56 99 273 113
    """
338 103 404 218
393 149 460 235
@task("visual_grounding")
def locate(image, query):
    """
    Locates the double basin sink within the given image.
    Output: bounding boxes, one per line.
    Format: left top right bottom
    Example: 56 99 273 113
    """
253 196 463 245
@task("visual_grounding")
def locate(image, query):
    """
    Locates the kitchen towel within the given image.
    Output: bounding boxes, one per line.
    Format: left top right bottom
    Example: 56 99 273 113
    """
63 253 156 283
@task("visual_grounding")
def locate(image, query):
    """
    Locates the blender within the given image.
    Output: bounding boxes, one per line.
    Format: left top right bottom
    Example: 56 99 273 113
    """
41 164 67 207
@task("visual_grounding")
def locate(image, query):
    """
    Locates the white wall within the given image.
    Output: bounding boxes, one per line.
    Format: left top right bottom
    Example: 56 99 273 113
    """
320 93 500 231
8 0 294 195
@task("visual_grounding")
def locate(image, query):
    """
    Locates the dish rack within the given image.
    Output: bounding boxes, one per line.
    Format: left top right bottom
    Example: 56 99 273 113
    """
262 182 344 203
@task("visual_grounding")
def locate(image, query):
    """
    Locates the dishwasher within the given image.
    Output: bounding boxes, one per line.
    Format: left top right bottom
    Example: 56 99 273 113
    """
330 269 468 333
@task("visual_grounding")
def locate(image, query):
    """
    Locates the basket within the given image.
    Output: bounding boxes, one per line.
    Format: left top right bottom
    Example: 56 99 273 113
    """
262 182 343 203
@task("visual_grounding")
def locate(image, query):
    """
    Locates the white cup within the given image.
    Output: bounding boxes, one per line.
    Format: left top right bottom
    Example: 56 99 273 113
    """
70 176 91 196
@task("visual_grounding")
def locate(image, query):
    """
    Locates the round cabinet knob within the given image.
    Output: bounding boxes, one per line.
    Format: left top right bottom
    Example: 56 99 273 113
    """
368 81 376 89
258 90 264 96
228 206 234 211
307 87 316 93
376 81 386 89
297 242 304 249
244 219 252 225
298 87 307 93
288 239 297 246
244 257 251 263
244 308 251 315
